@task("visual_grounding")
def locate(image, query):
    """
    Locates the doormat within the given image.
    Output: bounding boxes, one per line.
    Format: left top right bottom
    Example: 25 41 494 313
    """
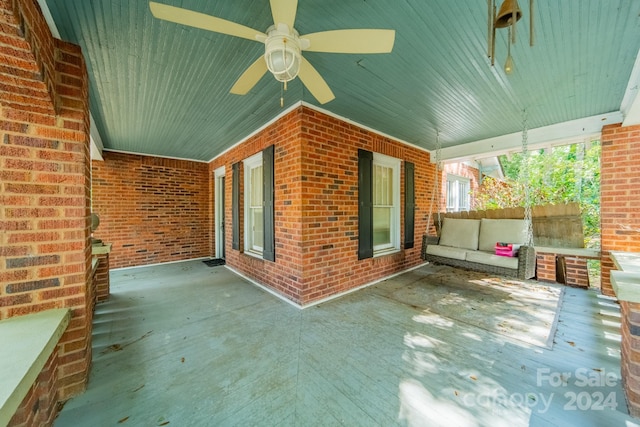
203 259 225 267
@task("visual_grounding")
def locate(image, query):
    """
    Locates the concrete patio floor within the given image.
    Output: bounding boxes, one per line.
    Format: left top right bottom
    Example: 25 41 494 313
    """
54 260 639 426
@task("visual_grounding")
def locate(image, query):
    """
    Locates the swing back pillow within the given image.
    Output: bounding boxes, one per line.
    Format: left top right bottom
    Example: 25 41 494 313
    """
438 218 481 250
478 219 528 252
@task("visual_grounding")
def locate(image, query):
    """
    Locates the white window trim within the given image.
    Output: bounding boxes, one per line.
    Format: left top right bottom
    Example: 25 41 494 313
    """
244 152 263 258
214 166 226 259
373 153 401 256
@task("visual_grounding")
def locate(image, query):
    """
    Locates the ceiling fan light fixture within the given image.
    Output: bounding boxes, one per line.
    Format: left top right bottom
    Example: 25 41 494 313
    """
149 2 395 104
264 27 301 82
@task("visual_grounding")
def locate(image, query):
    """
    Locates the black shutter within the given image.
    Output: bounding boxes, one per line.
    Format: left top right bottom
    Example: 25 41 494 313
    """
404 161 415 249
263 145 275 262
232 162 240 250
358 149 373 259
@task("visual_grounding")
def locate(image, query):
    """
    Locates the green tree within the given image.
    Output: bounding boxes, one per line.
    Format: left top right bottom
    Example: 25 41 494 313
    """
474 142 601 248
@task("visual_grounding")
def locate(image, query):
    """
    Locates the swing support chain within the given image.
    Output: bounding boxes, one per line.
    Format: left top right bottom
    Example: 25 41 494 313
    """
427 131 443 237
521 110 534 246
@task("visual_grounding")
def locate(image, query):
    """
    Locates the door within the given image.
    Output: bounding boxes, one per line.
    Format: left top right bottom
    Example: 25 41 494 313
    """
219 176 225 259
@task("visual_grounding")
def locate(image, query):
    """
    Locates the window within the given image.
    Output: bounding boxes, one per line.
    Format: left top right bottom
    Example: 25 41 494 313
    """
373 154 400 253
446 175 470 212
233 146 275 261
231 145 276 261
358 150 406 259
244 152 263 256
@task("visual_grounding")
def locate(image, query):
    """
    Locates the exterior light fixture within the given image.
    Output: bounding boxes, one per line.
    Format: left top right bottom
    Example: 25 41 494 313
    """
264 26 301 82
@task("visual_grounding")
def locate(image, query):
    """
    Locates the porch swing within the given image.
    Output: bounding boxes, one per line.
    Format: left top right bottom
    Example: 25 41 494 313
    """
421 117 537 279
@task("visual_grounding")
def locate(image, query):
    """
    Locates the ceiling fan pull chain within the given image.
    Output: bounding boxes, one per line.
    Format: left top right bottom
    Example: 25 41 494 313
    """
280 82 284 108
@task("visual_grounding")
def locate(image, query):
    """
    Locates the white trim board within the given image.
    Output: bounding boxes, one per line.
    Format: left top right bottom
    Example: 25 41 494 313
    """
300 102 431 155
110 257 212 271
101 148 209 164
208 101 304 163
226 262 431 310
438 111 623 163
209 101 430 164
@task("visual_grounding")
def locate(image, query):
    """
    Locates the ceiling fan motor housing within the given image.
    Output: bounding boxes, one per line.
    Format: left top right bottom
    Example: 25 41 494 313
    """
264 24 301 82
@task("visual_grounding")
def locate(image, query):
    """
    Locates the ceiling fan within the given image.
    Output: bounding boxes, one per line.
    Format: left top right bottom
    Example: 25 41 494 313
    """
149 0 395 104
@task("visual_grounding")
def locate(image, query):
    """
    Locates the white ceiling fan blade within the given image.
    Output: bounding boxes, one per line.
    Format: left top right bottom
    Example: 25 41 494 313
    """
270 0 298 29
149 2 265 42
230 57 269 95
298 56 335 104
303 29 396 54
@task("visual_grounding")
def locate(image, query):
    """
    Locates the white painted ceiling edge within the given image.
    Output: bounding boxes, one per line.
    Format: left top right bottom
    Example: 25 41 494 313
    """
441 111 623 163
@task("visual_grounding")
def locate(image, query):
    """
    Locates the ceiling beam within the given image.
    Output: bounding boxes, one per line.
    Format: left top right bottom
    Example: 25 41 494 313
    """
621 47 640 127
436 111 623 163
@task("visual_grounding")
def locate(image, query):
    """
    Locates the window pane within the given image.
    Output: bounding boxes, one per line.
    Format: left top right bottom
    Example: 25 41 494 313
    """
374 165 393 205
385 167 392 204
372 154 399 254
460 182 469 209
244 154 263 255
446 175 470 212
373 207 391 246
251 165 263 207
446 180 455 210
253 207 263 249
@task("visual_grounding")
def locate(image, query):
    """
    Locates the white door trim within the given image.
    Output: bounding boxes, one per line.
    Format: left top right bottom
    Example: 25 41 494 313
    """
214 166 226 259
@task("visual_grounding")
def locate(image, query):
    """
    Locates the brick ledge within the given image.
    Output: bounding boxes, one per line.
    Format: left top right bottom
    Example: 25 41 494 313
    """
0 308 70 426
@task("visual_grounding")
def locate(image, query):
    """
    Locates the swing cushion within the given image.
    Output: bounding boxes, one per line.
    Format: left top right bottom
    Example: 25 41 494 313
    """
478 219 528 252
466 250 519 269
425 244 468 261
438 218 481 251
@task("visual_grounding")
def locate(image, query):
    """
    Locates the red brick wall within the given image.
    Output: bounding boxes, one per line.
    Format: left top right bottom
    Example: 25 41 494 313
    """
210 108 306 302
8 347 60 427
94 253 110 302
299 108 431 304
536 253 556 282
91 152 212 269
620 301 640 418
601 123 640 417
601 123 640 296
563 257 590 288
211 106 434 305
0 0 92 419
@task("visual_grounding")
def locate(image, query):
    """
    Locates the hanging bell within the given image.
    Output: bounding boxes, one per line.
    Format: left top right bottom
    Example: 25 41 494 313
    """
494 0 522 28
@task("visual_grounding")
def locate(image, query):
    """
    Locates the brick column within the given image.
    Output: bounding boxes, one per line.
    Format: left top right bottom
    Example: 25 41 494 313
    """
562 257 589 288
536 252 556 282
94 252 110 303
620 301 640 418
601 123 640 295
0 0 92 423
601 123 640 418
8 350 60 426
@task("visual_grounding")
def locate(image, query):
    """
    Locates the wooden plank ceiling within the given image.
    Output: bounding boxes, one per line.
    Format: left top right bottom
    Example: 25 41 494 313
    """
44 0 640 161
